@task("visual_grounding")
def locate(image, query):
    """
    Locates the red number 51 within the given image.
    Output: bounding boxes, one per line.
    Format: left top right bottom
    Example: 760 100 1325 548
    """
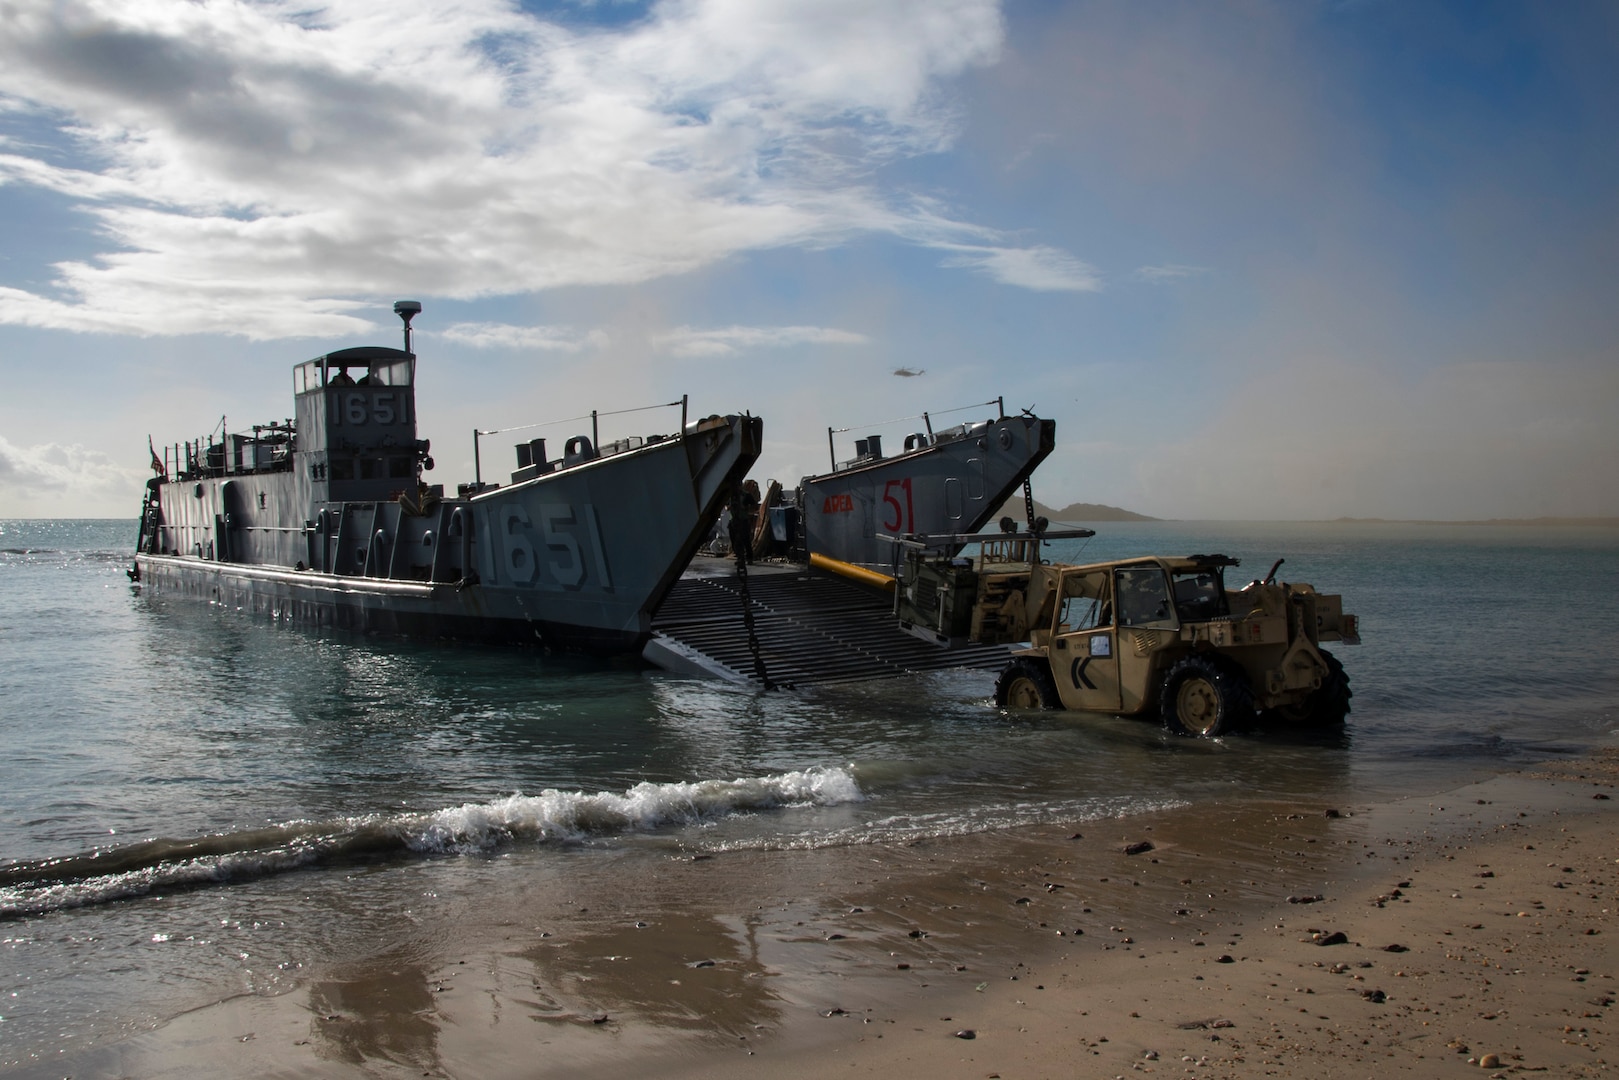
882 477 913 533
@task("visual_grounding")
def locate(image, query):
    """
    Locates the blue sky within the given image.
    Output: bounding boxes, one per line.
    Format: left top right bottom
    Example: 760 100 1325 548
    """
1 0 1615 519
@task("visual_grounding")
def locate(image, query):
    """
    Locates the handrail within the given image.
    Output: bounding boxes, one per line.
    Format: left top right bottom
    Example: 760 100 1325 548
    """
475 397 686 438
827 396 1005 435
472 396 688 487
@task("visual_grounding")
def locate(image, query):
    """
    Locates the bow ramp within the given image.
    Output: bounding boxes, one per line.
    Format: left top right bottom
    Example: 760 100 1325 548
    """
645 558 1009 687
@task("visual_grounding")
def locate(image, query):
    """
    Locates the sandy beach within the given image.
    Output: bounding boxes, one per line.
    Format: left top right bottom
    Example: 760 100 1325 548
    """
22 747 1615 1080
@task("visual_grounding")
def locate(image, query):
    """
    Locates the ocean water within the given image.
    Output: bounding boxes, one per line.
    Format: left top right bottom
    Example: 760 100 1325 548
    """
1 517 1616 1067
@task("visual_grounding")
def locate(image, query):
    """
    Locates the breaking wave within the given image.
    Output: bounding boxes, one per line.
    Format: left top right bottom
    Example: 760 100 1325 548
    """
0 766 862 919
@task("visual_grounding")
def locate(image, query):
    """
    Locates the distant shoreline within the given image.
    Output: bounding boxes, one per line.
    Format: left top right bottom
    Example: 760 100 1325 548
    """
991 499 1159 522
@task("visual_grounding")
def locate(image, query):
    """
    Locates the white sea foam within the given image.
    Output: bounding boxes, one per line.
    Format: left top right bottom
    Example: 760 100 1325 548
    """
0 766 865 918
403 765 865 853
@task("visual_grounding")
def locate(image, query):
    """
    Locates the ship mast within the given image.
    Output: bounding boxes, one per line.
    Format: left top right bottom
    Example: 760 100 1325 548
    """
394 300 421 355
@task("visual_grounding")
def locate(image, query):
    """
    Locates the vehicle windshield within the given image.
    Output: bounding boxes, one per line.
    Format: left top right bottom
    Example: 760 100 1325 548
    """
1115 566 1177 628
1057 569 1111 631
1170 568 1227 621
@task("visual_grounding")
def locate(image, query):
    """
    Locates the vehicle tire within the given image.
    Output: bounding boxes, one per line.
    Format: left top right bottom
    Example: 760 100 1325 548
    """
1160 655 1254 737
1273 648 1352 727
995 658 1062 710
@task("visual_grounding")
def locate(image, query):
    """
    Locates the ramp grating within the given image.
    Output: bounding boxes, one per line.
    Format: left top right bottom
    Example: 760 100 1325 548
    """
648 564 1009 687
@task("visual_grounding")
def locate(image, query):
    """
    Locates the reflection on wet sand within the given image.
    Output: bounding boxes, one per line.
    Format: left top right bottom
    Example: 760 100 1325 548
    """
308 949 442 1074
523 911 780 1035
289 903 790 1076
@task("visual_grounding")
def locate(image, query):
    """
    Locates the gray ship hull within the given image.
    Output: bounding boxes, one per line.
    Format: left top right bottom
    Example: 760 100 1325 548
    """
801 413 1055 571
137 415 760 653
134 309 761 654
137 559 645 651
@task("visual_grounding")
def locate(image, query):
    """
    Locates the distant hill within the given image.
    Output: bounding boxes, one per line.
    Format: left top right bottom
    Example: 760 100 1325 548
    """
992 498 1158 523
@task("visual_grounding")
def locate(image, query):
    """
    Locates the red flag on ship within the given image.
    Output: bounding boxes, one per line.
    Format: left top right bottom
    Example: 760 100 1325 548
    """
148 436 166 477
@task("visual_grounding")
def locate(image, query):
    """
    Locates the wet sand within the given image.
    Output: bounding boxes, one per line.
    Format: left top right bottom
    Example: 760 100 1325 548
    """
24 748 1616 1079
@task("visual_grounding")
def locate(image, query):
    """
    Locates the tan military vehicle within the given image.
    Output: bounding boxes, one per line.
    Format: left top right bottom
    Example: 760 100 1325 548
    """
894 534 1360 737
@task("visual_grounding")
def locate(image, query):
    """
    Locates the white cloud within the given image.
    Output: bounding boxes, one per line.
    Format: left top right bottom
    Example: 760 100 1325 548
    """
0 0 1080 339
0 434 145 510
936 242 1101 292
651 323 869 357
437 322 609 351
894 195 1100 291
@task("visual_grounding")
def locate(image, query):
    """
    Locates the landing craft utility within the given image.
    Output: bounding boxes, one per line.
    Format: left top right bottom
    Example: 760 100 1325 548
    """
772 400 1055 573
132 302 762 653
643 400 1055 685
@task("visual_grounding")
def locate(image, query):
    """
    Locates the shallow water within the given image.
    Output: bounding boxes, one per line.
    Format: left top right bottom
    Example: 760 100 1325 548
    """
1 517 1616 1067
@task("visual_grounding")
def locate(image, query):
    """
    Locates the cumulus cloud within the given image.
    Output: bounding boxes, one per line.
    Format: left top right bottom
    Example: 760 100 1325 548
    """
651 324 868 357
0 434 145 509
0 0 1081 339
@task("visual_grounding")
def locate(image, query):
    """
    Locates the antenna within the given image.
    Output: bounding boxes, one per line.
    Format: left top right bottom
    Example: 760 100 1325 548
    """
393 300 422 354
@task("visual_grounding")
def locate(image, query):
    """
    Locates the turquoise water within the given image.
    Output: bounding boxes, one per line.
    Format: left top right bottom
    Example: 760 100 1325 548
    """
1 517 1616 1067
